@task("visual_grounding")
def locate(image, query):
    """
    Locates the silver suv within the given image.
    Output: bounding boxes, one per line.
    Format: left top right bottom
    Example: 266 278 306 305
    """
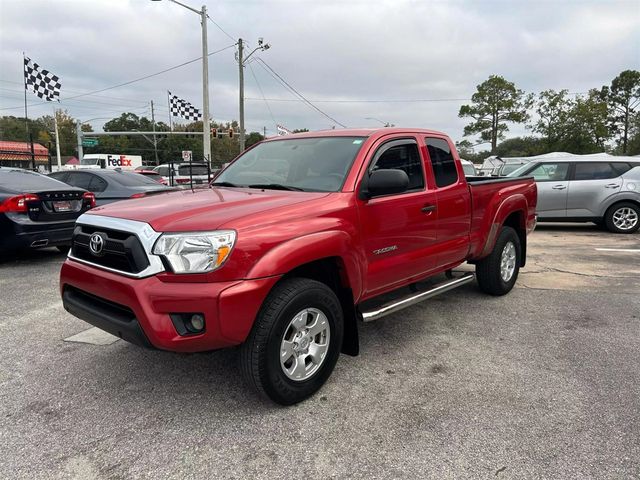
508 159 640 233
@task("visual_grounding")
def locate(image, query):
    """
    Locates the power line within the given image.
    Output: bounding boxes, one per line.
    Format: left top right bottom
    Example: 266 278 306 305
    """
0 43 237 111
254 57 346 128
206 14 237 43
244 96 472 104
247 61 277 130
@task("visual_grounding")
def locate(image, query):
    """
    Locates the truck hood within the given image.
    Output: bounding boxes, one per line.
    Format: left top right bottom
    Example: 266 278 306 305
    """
86 187 330 231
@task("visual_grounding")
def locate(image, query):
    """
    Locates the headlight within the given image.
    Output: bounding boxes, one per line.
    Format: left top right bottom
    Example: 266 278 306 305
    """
152 230 236 274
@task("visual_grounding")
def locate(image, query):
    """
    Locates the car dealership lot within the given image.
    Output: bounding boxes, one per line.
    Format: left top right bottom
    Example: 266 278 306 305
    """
1 226 638 479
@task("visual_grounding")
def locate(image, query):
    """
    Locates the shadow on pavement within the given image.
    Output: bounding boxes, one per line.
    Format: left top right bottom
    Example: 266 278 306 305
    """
0 247 67 266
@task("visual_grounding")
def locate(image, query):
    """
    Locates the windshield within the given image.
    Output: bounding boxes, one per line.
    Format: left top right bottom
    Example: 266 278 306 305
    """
215 136 366 192
462 163 476 176
178 165 209 176
501 163 528 176
80 158 99 165
109 172 164 187
506 163 534 177
0 168 70 192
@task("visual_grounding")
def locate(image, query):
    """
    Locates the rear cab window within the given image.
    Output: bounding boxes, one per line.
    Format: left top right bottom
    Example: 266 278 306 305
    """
424 137 458 187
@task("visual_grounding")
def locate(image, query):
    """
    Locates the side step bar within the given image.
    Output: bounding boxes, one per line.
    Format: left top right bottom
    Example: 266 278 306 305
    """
360 273 475 322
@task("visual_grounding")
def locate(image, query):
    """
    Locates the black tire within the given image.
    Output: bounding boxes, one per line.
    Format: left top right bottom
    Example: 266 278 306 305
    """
604 202 640 234
56 245 70 254
240 277 344 405
476 226 521 296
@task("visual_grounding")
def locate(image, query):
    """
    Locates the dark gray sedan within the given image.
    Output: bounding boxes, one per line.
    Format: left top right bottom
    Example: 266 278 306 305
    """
48 169 174 206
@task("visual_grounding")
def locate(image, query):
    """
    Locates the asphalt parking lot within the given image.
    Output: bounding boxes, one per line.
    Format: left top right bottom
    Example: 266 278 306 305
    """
1 225 639 479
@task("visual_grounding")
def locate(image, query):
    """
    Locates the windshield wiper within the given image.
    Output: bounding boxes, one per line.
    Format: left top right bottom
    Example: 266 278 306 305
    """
210 181 241 188
247 183 305 191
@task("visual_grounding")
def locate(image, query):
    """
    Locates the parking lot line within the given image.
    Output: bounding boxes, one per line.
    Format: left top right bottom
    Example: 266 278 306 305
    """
64 327 120 345
595 248 640 253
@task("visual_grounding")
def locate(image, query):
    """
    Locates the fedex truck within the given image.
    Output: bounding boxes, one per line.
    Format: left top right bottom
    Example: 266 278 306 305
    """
79 154 143 171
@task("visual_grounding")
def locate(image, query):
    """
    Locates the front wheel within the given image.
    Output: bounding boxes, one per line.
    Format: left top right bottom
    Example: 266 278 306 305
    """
476 226 521 296
604 202 640 234
240 277 344 405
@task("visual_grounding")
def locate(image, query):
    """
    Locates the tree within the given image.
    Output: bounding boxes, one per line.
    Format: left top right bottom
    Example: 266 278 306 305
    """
564 89 610 154
245 132 264 148
494 136 546 158
626 112 640 155
531 89 573 149
459 75 533 153
602 70 640 154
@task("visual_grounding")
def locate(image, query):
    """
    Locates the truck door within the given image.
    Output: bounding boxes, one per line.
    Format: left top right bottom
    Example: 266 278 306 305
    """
423 137 471 269
357 137 438 296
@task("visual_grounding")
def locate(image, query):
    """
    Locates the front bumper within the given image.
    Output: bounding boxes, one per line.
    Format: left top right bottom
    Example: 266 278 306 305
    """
60 258 281 352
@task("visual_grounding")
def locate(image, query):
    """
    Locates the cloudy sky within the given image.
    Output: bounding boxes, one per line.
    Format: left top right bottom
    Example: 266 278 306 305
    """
0 0 638 145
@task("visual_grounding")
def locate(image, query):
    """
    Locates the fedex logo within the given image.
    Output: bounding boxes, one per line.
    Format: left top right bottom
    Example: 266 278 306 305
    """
107 155 132 167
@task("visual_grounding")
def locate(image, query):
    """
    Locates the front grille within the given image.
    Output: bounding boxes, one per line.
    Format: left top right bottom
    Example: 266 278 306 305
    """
71 225 150 274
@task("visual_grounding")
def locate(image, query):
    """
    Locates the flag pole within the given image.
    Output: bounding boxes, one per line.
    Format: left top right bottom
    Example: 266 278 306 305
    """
23 53 37 170
23 53 30 149
53 106 62 171
167 91 173 132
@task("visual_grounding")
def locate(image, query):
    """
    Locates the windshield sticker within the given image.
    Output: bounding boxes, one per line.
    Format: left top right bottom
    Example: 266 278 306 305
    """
353 139 363 144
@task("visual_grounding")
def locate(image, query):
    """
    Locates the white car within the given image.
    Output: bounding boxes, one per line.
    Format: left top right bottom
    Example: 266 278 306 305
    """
460 159 477 176
153 162 211 187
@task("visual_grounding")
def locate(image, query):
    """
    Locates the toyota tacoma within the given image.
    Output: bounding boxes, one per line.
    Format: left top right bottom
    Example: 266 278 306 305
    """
60 128 537 405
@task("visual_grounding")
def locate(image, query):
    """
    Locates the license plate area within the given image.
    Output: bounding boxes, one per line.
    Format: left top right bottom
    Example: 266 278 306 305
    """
53 200 72 212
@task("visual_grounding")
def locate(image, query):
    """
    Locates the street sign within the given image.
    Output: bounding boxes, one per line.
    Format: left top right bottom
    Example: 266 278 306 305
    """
82 138 99 147
182 150 192 162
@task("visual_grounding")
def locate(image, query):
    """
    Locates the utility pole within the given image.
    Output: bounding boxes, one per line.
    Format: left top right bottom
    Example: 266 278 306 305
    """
200 5 212 168
263 126 266 139
76 121 83 163
237 37 270 152
238 38 245 152
151 100 159 166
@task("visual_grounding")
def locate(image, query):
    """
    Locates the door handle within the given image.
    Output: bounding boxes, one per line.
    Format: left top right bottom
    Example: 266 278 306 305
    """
421 204 436 213
605 183 620 189
551 185 566 190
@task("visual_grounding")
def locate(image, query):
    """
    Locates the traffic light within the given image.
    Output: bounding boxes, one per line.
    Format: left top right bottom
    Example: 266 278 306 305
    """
211 128 217 138
228 128 234 139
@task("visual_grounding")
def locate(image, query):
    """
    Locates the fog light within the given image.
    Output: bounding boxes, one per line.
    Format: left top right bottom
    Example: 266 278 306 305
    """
169 312 206 336
189 314 205 332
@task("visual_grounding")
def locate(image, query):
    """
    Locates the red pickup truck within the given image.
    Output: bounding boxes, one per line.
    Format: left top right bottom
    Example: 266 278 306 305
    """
60 128 536 405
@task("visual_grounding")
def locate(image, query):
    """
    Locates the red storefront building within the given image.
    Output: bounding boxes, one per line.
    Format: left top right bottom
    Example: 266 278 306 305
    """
0 141 49 169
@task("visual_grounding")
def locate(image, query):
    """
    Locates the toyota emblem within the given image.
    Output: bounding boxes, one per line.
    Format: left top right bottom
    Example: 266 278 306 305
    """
89 233 105 256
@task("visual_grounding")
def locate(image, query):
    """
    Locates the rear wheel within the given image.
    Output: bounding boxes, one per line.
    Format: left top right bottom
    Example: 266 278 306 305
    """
476 226 521 296
604 202 640 234
240 277 343 405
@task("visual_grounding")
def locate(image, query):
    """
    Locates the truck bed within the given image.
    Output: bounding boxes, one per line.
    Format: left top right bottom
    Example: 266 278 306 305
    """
466 176 537 260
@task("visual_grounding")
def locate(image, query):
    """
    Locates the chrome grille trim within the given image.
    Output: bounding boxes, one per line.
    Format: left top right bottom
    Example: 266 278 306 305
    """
68 214 165 278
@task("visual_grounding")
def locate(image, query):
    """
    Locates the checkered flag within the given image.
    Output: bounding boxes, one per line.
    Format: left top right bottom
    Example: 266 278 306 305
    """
24 56 61 102
169 91 202 121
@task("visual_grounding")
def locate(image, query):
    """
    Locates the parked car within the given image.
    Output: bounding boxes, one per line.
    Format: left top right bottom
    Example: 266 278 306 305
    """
152 162 211 187
135 169 168 185
460 159 477 176
60 128 536 405
48 169 173 206
508 158 640 233
0 167 95 252
497 159 531 176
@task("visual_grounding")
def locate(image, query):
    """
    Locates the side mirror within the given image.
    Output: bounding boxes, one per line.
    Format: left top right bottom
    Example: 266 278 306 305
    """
363 169 409 199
